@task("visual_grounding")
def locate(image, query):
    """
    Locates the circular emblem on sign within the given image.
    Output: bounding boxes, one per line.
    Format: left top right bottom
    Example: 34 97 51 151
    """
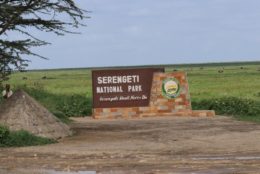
162 78 181 99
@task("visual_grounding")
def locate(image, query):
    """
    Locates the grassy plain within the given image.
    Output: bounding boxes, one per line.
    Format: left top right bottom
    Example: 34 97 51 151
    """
5 62 260 121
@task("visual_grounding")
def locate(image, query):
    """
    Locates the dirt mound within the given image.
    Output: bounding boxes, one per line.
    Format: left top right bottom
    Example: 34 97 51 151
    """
0 90 72 139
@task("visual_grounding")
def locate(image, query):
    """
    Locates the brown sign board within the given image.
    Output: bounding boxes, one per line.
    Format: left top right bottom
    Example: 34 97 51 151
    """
92 68 164 108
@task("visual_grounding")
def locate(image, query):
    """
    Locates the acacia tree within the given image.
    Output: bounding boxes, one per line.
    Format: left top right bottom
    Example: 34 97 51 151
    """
0 0 87 82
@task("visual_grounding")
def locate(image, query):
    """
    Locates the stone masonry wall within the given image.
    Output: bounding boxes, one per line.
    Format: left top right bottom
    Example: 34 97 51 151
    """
93 72 215 119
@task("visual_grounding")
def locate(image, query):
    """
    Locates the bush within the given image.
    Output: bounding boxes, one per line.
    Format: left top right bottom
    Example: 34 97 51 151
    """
4 130 56 147
0 85 3 104
56 94 92 117
17 86 92 118
0 125 55 147
52 110 72 124
0 125 10 144
192 97 260 119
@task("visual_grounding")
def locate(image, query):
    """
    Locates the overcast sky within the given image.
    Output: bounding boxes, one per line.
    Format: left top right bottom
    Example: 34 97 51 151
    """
27 0 260 69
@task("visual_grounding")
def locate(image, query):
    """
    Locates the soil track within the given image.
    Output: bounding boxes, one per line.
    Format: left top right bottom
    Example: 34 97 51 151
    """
1 116 260 173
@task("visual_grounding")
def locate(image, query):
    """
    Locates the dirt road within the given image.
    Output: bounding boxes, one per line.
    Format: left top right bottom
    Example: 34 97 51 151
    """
1 116 260 174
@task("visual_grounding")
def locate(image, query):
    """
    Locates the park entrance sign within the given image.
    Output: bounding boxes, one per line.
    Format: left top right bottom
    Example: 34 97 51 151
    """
92 68 163 108
92 68 215 119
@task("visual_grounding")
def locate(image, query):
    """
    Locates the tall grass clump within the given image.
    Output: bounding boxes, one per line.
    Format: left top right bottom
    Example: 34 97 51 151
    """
17 85 92 119
0 125 56 147
0 85 4 104
192 97 260 122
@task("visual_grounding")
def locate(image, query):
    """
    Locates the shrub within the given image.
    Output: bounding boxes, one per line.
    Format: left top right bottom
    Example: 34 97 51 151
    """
0 85 3 103
56 94 92 117
52 110 72 124
19 86 92 118
0 125 10 144
0 126 55 147
3 130 56 147
255 92 260 97
192 97 260 118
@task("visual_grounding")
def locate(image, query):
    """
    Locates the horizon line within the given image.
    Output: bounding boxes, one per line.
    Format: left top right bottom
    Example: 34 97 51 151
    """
27 60 260 72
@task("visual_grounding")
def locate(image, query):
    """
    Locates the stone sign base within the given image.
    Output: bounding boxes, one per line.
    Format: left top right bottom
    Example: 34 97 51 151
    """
93 72 215 119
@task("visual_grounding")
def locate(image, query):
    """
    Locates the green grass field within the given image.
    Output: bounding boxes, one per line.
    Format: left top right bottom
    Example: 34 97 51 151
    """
4 62 260 121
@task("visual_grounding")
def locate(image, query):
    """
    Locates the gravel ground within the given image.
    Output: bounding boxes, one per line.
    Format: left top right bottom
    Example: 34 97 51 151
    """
1 116 260 174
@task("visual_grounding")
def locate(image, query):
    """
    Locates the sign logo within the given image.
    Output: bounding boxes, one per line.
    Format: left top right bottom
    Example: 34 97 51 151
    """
162 78 180 99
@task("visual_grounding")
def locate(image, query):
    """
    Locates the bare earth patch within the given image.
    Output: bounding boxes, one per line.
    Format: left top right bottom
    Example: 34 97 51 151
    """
0 90 71 139
1 116 260 173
